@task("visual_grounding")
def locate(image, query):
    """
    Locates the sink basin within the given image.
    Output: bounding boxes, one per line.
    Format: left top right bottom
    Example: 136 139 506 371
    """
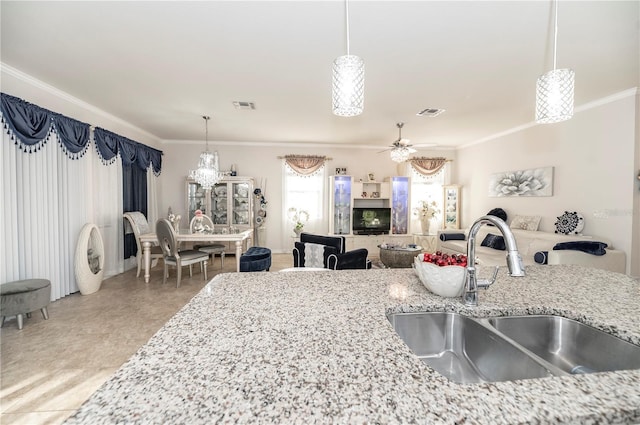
485 315 640 374
387 312 554 383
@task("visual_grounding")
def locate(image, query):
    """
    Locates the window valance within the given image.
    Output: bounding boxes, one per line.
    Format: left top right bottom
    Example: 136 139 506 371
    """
1 92 162 173
282 155 329 176
409 157 450 177
1 92 90 158
94 127 163 175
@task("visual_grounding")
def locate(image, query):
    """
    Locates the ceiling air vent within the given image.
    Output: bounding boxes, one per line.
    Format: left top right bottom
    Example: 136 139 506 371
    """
232 101 256 110
416 108 445 117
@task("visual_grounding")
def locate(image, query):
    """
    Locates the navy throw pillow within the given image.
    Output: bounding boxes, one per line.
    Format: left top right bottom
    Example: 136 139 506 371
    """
439 232 465 241
480 234 506 251
534 251 548 264
553 241 608 256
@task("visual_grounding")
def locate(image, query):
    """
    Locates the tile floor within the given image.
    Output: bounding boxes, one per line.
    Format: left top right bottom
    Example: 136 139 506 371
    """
0 253 293 425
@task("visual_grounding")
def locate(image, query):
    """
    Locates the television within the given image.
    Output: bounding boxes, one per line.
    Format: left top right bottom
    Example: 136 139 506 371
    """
352 207 391 235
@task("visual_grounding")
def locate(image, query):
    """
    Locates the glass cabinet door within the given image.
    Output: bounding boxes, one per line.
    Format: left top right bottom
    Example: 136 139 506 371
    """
211 183 228 225
391 176 409 234
332 176 352 235
443 185 461 229
187 181 207 222
232 182 251 226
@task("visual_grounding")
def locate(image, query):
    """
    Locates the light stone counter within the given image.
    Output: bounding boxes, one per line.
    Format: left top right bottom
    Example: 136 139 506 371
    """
65 265 640 424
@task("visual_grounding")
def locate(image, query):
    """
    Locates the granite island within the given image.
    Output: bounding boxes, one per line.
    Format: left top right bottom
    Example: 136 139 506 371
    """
65 265 640 424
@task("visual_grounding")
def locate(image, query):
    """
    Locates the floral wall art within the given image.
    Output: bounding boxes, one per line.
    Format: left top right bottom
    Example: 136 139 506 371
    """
488 166 554 197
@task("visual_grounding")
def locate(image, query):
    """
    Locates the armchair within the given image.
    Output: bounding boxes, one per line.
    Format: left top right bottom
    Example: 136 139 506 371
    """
293 232 371 270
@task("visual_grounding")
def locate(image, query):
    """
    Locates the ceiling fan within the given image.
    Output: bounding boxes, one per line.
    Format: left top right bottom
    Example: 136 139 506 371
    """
379 123 435 162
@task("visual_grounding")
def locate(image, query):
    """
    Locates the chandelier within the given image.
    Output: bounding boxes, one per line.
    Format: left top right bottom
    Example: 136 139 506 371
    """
390 146 412 163
332 0 364 117
189 116 222 191
535 0 574 124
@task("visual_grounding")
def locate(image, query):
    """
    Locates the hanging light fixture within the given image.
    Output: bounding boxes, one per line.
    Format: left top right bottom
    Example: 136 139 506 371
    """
389 123 416 163
535 0 574 124
332 0 364 117
189 116 222 191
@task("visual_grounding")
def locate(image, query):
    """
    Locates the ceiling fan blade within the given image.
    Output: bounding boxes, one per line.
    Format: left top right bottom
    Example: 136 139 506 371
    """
412 143 438 148
378 147 392 153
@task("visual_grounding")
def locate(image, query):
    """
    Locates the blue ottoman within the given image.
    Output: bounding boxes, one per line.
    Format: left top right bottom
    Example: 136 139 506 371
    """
240 247 272 272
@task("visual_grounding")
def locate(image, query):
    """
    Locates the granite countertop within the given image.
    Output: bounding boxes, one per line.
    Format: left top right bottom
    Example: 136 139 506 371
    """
65 265 640 424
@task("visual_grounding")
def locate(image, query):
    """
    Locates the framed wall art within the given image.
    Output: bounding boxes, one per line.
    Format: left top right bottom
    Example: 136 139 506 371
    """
488 166 553 197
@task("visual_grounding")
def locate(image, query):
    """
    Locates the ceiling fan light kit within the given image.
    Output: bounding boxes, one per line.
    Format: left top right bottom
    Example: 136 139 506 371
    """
332 0 364 117
536 0 574 124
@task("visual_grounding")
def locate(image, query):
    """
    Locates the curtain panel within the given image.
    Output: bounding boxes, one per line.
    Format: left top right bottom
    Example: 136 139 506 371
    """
283 155 328 176
1 93 91 159
409 157 449 177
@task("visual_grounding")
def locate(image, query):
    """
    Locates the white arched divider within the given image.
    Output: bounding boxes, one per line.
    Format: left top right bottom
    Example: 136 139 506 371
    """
75 223 105 295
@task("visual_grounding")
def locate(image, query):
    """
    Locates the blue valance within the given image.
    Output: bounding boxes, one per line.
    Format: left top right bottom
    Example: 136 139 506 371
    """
94 127 163 175
2 92 162 173
1 92 91 159
1 93 54 153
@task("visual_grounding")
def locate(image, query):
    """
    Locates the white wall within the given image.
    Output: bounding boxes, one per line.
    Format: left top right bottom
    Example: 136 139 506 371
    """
456 91 638 275
159 142 456 253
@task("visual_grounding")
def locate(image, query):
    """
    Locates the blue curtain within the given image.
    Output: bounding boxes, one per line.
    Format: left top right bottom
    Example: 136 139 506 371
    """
1 93 91 158
123 164 149 259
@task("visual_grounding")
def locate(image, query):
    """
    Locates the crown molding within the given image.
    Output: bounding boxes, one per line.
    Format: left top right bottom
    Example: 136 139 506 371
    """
1 62 162 143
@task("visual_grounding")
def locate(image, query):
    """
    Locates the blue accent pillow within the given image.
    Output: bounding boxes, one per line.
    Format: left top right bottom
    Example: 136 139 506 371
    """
439 232 465 241
534 251 548 264
480 234 506 251
553 241 608 256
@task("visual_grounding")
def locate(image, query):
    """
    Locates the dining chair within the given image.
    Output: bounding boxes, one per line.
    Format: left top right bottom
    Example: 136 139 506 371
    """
123 212 164 277
156 218 209 287
190 214 226 269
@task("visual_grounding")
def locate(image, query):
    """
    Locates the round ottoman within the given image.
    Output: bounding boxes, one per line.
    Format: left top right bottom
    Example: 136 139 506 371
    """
240 247 272 272
0 279 51 330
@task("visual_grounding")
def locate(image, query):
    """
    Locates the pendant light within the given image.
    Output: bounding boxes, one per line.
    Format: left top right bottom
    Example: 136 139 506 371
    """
189 116 222 191
332 0 364 117
535 0 574 124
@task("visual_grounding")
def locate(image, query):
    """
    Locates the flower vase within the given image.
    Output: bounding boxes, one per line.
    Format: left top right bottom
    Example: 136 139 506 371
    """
172 219 180 233
420 217 431 235
294 227 303 237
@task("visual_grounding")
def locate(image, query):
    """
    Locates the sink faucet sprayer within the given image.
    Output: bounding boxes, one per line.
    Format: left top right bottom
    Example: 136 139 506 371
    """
463 215 525 306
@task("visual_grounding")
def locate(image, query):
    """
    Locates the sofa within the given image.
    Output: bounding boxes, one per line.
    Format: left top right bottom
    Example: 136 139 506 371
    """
437 227 626 274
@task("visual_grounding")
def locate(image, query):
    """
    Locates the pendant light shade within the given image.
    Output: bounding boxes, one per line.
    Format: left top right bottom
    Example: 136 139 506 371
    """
535 0 574 124
332 0 364 117
189 116 222 191
536 68 574 123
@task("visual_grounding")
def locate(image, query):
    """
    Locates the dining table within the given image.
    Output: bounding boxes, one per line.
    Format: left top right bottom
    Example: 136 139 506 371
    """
139 228 254 283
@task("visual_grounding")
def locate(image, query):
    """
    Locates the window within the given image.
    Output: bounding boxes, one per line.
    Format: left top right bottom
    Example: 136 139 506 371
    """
410 165 446 233
282 163 327 237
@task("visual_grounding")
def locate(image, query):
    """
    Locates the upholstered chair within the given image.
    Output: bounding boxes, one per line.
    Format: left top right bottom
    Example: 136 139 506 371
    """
293 232 371 270
156 219 209 287
189 214 226 269
123 212 163 277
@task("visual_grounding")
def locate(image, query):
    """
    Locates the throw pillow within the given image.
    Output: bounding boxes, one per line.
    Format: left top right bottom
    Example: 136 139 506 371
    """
304 242 325 267
554 211 585 235
480 234 506 251
553 241 608 256
439 232 466 241
511 215 541 231
486 208 507 226
534 251 548 264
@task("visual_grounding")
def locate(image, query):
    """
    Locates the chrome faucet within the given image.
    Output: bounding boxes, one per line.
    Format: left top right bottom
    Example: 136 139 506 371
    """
463 215 526 306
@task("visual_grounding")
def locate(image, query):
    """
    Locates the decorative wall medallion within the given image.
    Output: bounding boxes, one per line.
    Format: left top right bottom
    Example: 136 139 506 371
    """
554 211 584 234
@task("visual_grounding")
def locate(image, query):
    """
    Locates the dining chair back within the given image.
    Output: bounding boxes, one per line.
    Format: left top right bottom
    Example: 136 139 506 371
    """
190 214 226 269
123 212 163 277
156 218 209 287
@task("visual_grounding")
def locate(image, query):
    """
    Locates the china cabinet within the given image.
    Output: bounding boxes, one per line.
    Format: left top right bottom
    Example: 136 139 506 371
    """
186 177 254 231
443 184 461 229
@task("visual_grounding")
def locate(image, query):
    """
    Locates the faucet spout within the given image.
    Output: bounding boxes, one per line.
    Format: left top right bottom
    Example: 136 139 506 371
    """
463 215 525 307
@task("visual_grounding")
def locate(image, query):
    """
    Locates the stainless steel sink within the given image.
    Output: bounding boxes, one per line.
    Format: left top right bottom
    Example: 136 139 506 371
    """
484 315 640 374
387 312 640 384
387 312 554 383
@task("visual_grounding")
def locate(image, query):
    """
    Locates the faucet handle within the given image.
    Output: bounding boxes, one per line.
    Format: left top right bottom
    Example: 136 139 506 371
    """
477 266 499 289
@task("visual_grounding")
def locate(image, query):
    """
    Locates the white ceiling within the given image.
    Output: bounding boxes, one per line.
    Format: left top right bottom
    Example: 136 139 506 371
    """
1 1 638 150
